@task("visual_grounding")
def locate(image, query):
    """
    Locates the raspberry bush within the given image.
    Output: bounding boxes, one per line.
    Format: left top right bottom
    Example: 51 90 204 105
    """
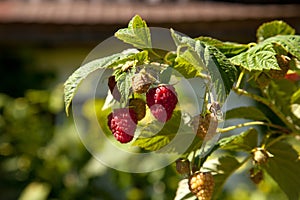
64 16 300 199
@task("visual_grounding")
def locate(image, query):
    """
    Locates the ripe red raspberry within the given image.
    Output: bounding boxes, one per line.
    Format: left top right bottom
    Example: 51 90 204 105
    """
189 171 214 200
192 113 218 140
108 76 121 101
107 108 137 143
129 98 146 121
146 85 178 123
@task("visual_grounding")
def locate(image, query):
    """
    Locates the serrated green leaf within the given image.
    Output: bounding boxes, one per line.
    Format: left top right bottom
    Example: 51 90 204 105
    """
203 44 238 101
115 15 151 49
264 141 300 200
264 35 300 61
230 43 280 71
218 128 258 152
171 29 237 104
64 52 129 115
257 20 295 43
133 111 198 153
225 106 269 122
203 156 242 199
196 36 249 57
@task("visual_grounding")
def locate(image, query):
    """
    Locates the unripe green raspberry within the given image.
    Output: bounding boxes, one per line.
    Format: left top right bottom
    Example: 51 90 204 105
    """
192 113 218 140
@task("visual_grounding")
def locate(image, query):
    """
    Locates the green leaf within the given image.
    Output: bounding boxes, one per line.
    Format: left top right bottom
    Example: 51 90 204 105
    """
173 55 202 79
230 43 280 71
196 36 249 57
225 106 269 122
291 88 300 104
264 35 300 61
264 141 300 200
171 29 237 104
204 156 242 199
64 52 130 115
115 69 135 104
256 20 295 43
115 15 151 49
133 111 198 153
203 44 238 101
218 128 258 152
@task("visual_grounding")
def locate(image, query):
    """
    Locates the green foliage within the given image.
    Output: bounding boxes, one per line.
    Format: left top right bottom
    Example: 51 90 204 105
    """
63 15 300 200
225 106 269 122
264 142 300 200
115 15 152 49
256 20 295 43
230 43 280 71
64 52 130 115
196 36 249 57
218 128 258 152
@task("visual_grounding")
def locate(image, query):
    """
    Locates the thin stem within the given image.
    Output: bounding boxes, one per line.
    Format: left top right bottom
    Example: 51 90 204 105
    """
218 121 290 134
265 134 289 149
233 87 295 132
235 69 245 89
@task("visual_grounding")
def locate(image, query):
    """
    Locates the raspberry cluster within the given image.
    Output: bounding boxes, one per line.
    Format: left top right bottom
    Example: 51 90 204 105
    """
107 70 178 143
189 171 215 200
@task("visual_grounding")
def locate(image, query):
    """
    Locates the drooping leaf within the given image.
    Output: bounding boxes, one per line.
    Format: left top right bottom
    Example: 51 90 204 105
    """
256 20 295 43
225 106 269 122
196 36 249 57
203 44 238 102
115 69 135 104
64 52 131 115
230 43 280 71
264 141 300 200
203 156 242 199
115 15 151 49
218 128 258 152
264 35 300 61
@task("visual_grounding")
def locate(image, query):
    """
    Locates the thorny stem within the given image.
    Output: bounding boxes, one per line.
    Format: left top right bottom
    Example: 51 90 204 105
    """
233 87 296 133
218 121 290 134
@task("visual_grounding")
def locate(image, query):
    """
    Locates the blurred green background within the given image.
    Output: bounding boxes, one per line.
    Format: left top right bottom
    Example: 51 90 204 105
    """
1 0 300 199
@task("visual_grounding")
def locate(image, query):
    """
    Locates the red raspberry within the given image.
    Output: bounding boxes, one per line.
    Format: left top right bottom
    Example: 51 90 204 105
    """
146 85 178 123
107 108 138 143
108 76 121 101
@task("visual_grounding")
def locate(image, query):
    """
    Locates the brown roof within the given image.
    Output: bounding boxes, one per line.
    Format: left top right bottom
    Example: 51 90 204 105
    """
0 1 300 24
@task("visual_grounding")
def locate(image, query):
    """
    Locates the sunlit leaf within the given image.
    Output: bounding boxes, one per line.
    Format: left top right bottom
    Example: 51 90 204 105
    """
264 35 300 61
196 36 249 57
256 20 295 43
64 52 130 115
230 43 280 71
174 179 196 200
115 15 151 49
